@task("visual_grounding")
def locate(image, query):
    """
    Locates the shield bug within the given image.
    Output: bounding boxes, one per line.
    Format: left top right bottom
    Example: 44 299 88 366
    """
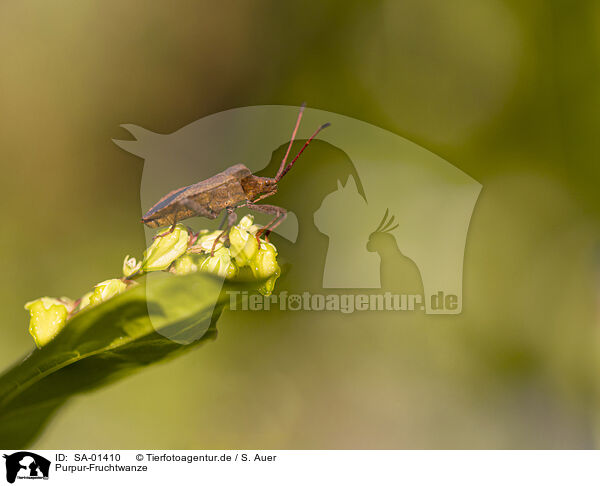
141 103 330 252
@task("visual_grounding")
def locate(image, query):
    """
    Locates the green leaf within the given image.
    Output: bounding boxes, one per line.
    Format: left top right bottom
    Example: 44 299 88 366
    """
0 272 234 449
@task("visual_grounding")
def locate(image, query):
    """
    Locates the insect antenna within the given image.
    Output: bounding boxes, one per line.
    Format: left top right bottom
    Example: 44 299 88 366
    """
276 121 331 182
276 102 306 180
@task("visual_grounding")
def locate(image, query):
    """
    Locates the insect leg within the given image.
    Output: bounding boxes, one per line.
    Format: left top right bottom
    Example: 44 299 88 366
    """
250 189 277 205
226 207 238 227
217 211 229 230
210 208 238 256
246 203 287 242
153 223 177 239
154 199 216 239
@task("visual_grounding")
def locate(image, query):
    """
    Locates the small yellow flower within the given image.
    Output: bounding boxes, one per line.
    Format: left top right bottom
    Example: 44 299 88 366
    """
142 225 189 271
122 255 142 278
238 214 261 235
171 254 200 275
191 230 225 254
77 291 93 312
250 241 281 296
229 224 259 267
251 241 279 278
198 247 238 279
89 279 127 306
24 297 70 348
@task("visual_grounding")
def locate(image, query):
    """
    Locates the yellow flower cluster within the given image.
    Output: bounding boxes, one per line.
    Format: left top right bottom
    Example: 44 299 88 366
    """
24 215 281 348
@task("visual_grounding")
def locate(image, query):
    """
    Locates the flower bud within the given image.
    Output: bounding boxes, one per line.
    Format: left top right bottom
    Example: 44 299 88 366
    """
24 297 69 348
238 214 261 235
142 224 189 271
251 241 279 278
171 254 199 275
250 241 280 296
122 255 142 278
198 247 238 279
229 224 259 267
89 279 127 306
189 230 225 254
77 291 93 312
258 274 279 297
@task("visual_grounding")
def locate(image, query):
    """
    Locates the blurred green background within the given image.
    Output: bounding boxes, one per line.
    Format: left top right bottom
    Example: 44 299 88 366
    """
1 0 599 448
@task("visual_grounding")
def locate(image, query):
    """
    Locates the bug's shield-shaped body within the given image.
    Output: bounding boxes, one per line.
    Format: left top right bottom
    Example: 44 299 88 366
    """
142 163 252 228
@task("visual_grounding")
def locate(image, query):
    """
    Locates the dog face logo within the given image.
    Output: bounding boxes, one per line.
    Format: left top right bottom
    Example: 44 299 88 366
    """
3 452 51 483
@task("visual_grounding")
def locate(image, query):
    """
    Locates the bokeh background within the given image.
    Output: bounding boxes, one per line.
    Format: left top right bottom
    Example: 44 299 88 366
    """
1 0 599 448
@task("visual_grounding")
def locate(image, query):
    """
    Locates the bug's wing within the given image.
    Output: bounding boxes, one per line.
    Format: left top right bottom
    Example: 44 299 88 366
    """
183 164 252 209
144 164 252 220
188 164 252 193
143 185 191 218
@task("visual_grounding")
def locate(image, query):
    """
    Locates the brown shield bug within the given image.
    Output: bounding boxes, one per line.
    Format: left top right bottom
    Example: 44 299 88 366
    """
141 103 330 252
